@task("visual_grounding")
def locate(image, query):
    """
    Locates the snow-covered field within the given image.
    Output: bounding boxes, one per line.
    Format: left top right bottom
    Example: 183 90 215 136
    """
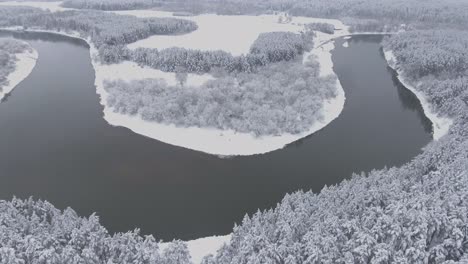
97 61 213 87
0 44 38 101
126 13 348 56
384 50 452 140
0 2 350 156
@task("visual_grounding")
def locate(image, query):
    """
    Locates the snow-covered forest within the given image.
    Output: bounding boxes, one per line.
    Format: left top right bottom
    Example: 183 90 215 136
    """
104 56 337 136
0 0 467 263
205 29 468 264
59 0 468 27
0 6 197 61
130 31 310 73
0 198 193 263
0 39 32 91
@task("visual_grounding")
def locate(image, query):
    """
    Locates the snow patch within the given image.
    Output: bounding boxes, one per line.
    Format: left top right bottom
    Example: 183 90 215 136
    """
160 235 231 264
342 41 349 47
96 61 214 87
383 50 452 140
0 45 38 101
126 12 348 56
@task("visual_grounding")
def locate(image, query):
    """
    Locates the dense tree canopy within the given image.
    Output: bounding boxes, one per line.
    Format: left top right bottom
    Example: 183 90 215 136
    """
131 31 310 73
0 198 192 264
383 30 468 80
104 57 337 136
207 29 468 264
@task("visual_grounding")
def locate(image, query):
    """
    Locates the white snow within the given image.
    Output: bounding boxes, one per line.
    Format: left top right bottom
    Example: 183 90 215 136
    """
342 41 349 47
0 1 70 12
383 50 452 140
0 44 38 101
96 61 214 87
126 12 348 56
1 13 348 156
160 234 231 264
95 29 346 155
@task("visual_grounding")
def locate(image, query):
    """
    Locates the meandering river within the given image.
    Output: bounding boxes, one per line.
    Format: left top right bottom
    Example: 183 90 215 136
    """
0 32 431 241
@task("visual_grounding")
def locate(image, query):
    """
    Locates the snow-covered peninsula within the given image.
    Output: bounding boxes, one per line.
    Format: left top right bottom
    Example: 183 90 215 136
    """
383 50 452 140
0 2 349 156
0 42 38 101
97 14 349 156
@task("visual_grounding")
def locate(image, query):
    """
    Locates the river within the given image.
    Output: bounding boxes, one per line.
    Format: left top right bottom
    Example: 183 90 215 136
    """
0 31 431 241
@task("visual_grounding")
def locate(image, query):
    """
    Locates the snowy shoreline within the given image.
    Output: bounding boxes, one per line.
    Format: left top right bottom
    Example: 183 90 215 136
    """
0 2 349 156
383 50 452 140
0 45 38 101
1 27 230 263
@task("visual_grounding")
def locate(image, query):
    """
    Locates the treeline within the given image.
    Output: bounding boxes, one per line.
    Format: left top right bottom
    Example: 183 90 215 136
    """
0 6 197 53
383 30 468 80
0 39 31 92
61 0 159 10
129 31 310 73
60 0 468 28
204 29 468 264
0 7 309 72
341 17 406 33
104 56 338 136
0 198 193 264
383 30 468 119
250 32 306 63
305 22 335 34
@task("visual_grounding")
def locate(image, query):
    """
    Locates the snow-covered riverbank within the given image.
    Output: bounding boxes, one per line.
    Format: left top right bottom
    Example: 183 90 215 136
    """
0 1 70 11
98 39 346 156
383 50 452 140
0 2 349 156
0 44 38 101
103 14 348 156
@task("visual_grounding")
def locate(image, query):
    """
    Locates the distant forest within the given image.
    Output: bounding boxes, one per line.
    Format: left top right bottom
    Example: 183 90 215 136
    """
60 0 468 28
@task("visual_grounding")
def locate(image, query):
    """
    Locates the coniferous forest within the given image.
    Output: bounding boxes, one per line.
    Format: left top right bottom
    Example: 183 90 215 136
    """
0 0 467 263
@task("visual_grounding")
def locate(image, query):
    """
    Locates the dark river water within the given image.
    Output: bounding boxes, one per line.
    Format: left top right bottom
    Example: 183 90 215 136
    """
0 32 432 241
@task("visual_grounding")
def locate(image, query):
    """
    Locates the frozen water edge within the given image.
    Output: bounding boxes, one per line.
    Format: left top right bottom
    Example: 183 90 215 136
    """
383 50 452 140
0 44 38 101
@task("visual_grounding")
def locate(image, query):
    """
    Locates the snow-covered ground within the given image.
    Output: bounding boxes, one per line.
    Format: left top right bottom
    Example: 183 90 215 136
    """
0 7 349 156
0 1 70 11
97 17 348 156
384 50 452 140
97 61 213 87
160 235 231 264
126 12 348 56
0 44 38 101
